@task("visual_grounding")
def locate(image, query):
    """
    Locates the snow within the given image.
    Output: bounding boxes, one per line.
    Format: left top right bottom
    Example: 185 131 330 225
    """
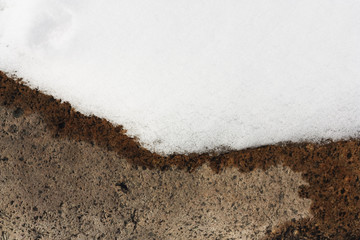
0 0 360 155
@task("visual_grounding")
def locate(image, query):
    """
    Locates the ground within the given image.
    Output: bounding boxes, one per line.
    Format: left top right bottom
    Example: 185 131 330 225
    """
0 72 360 239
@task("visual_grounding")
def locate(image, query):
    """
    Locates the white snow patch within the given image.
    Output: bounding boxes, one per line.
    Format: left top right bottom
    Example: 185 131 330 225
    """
1 0 360 154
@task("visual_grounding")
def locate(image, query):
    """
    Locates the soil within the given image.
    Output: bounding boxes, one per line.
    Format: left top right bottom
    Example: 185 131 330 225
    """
1 71 360 239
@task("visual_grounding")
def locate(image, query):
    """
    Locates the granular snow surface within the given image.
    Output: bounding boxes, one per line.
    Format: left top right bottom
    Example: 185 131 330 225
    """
0 0 360 154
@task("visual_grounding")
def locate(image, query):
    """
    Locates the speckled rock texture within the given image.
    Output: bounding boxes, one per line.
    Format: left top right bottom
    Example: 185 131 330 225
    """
0 106 311 239
1 72 360 239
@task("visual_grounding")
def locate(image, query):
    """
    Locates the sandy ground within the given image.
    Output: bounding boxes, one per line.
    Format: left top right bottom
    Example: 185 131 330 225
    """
1 72 360 239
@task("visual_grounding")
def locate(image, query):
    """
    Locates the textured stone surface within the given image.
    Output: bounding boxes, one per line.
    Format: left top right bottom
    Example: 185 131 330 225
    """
0 106 311 239
1 72 360 239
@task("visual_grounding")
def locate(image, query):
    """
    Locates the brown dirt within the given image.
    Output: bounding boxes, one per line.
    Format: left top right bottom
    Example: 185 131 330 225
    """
1 71 360 239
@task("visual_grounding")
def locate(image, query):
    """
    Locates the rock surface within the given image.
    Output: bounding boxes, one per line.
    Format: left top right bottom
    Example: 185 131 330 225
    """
1 72 360 239
0 106 311 239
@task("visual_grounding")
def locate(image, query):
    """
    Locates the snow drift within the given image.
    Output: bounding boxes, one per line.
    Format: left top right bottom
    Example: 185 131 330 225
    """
0 0 360 154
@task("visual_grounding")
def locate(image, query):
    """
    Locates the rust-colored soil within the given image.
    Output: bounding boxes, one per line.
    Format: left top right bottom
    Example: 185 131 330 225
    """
1 71 360 239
